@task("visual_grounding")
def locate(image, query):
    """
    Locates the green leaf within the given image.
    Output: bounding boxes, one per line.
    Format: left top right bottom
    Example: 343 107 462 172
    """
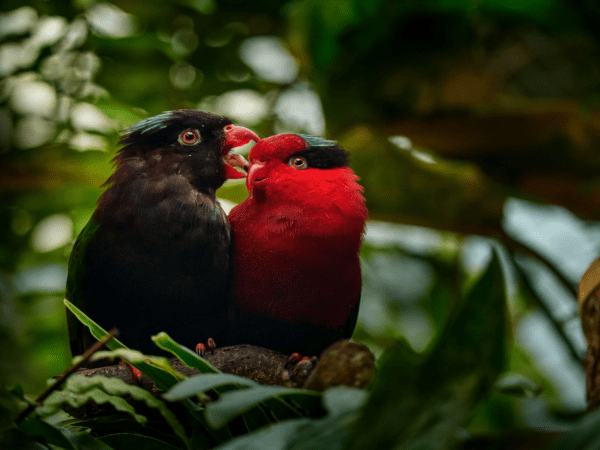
88 349 186 384
158 345 274 433
322 387 369 416
152 332 220 374
63 299 128 351
284 387 369 450
39 386 147 424
547 408 600 450
100 433 183 450
347 249 507 450
213 419 312 450
61 428 116 450
206 386 321 429
35 375 190 449
18 418 77 450
494 372 542 398
63 300 181 391
164 374 257 401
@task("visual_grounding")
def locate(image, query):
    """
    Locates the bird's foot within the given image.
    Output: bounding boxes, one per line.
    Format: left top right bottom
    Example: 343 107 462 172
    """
195 338 216 356
119 359 143 385
282 353 318 388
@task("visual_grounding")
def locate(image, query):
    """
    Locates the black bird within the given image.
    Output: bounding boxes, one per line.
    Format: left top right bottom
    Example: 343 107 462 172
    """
66 109 258 356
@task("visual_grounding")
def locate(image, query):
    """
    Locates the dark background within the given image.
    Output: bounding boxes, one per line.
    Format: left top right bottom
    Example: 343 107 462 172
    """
2 0 599 444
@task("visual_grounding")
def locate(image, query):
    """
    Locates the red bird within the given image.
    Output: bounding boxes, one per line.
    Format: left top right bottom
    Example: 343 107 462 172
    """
228 134 368 355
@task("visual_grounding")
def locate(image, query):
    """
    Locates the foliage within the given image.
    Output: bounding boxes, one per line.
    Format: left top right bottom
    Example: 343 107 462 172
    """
1 0 598 448
2 257 504 449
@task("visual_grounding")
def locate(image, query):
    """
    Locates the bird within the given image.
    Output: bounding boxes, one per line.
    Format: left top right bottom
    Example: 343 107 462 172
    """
65 109 259 357
228 133 368 356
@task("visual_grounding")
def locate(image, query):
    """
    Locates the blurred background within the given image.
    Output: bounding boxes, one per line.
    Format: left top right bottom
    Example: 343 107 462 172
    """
1 0 599 438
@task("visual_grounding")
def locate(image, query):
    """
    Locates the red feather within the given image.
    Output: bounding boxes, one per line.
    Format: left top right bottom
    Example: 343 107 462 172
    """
229 134 367 353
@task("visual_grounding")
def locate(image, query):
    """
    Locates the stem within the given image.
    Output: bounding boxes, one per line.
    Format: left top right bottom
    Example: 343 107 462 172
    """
14 328 119 424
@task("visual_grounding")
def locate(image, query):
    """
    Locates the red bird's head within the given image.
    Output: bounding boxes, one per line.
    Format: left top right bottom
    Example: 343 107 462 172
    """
245 134 365 208
234 133 367 245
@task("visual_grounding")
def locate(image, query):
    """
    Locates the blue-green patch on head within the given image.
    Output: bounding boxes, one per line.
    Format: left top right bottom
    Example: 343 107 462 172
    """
127 111 173 134
298 134 337 148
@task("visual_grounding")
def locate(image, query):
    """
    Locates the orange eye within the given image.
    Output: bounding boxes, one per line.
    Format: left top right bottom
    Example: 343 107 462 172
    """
288 156 308 170
179 129 201 145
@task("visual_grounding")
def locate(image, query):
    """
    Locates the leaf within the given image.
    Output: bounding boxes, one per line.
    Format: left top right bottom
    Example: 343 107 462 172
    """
347 249 507 450
88 349 186 384
63 299 128 351
213 419 312 450
61 428 116 450
100 433 183 450
164 373 257 401
18 418 77 450
494 372 542 398
285 387 370 450
64 299 181 391
159 348 274 433
205 386 321 429
39 386 147 424
152 332 220 374
322 387 369 416
35 375 190 449
547 408 600 450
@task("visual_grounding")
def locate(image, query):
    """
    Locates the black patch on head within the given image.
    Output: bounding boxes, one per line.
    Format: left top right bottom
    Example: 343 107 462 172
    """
119 109 232 153
292 134 349 169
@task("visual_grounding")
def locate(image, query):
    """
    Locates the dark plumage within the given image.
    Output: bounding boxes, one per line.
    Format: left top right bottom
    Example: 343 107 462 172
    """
66 109 258 356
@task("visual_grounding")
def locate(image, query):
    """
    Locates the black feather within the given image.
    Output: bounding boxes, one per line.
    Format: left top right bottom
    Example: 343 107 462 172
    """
292 134 349 169
66 109 236 357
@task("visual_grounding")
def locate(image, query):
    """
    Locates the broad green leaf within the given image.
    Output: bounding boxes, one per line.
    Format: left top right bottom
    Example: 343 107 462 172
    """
64 299 128 351
61 428 116 450
213 419 312 450
36 375 190 449
547 408 600 450
152 332 220 374
282 387 370 450
64 300 181 391
100 433 183 450
158 342 274 433
322 387 369 416
347 249 507 450
87 349 186 384
38 386 146 424
206 386 321 429
18 418 77 450
164 373 257 401
494 372 542 398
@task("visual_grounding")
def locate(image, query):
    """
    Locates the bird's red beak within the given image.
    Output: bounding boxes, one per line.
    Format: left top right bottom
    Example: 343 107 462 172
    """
221 125 259 179
246 162 267 193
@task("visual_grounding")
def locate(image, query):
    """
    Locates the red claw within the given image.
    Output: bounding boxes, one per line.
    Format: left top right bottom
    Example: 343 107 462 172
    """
196 338 217 356
119 359 143 385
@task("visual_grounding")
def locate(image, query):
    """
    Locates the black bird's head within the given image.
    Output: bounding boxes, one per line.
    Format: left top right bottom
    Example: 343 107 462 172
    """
114 109 258 192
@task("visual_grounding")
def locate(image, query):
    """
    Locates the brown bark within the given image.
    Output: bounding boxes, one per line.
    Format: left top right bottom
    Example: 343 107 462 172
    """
60 341 377 419
579 257 600 410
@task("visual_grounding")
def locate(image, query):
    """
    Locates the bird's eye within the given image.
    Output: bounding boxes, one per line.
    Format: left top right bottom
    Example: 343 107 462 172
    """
178 129 201 146
288 156 308 170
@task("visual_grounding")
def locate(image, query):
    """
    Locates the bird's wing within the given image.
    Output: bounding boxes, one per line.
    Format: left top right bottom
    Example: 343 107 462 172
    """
65 219 100 357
